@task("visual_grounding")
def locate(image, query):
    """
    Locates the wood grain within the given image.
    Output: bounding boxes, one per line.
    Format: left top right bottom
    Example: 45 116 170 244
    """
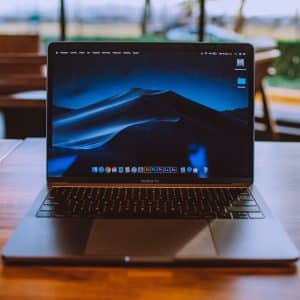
0 54 46 65
0 139 299 300
0 35 40 54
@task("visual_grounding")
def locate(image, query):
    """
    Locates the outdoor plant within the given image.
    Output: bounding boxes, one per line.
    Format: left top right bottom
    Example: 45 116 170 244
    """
276 40 300 79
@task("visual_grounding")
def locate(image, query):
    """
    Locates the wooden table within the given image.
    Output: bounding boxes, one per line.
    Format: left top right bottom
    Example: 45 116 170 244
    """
0 139 299 300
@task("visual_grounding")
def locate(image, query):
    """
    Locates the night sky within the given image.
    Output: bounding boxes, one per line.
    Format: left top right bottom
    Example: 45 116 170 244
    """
53 53 249 111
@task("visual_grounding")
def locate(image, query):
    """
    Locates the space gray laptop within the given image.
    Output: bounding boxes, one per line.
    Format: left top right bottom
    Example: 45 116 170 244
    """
2 42 298 264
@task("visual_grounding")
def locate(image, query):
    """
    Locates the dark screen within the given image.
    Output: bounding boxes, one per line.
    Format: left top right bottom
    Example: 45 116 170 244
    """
48 44 253 183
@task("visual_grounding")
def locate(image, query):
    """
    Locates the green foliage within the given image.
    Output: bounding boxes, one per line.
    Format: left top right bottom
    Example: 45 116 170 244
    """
267 76 300 90
275 40 300 79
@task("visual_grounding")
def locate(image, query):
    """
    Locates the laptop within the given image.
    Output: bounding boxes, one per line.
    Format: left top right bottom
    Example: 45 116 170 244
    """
3 42 298 264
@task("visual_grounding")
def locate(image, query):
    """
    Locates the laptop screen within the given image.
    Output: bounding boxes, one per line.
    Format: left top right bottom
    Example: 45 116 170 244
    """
47 43 253 184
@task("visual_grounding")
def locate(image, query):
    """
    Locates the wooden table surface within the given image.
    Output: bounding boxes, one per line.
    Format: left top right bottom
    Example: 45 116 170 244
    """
0 139 299 300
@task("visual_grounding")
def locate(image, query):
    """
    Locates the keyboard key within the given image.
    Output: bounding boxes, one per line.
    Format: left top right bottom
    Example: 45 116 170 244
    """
44 199 61 205
249 212 265 219
238 195 253 201
232 212 248 219
232 200 257 206
36 211 53 217
40 205 56 211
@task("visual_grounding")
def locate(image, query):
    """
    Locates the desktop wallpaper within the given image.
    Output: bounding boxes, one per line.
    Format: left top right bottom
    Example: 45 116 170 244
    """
49 52 250 180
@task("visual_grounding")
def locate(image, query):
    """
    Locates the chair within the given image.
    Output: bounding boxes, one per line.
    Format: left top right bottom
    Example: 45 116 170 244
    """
0 34 46 94
0 54 46 94
0 35 46 138
255 49 280 140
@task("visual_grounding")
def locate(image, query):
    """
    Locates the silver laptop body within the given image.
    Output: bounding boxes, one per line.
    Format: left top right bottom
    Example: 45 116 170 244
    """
3 42 298 264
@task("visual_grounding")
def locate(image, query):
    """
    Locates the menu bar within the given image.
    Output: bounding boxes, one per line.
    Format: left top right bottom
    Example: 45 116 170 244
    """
55 51 246 57
55 51 141 55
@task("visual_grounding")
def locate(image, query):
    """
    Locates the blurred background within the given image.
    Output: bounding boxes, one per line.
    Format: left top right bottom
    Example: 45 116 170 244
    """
0 0 299 141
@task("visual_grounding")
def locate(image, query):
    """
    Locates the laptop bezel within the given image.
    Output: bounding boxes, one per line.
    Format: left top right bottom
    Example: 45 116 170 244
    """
47 42 254 185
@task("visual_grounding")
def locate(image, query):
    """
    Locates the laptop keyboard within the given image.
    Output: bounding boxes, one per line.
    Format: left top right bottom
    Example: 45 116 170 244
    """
36 187 264 219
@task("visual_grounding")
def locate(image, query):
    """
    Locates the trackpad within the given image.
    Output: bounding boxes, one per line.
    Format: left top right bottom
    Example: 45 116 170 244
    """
85 220 216 258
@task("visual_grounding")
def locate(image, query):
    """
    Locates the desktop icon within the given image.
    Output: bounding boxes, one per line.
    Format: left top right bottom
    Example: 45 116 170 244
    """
236 58 245 68
171 167 177 173
144 167 151 173
118 166 124 173
151 167 157 173
98 166 105 173
105 166 111 174
125 166 131 173
91 166 98 174
158 167 164 173
187 166 192 173
180 167 186 173
193 167 198 174
131 166 137 173
112 166 117 173
237 77 247 86
138 167 144 173
164 167 170 173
